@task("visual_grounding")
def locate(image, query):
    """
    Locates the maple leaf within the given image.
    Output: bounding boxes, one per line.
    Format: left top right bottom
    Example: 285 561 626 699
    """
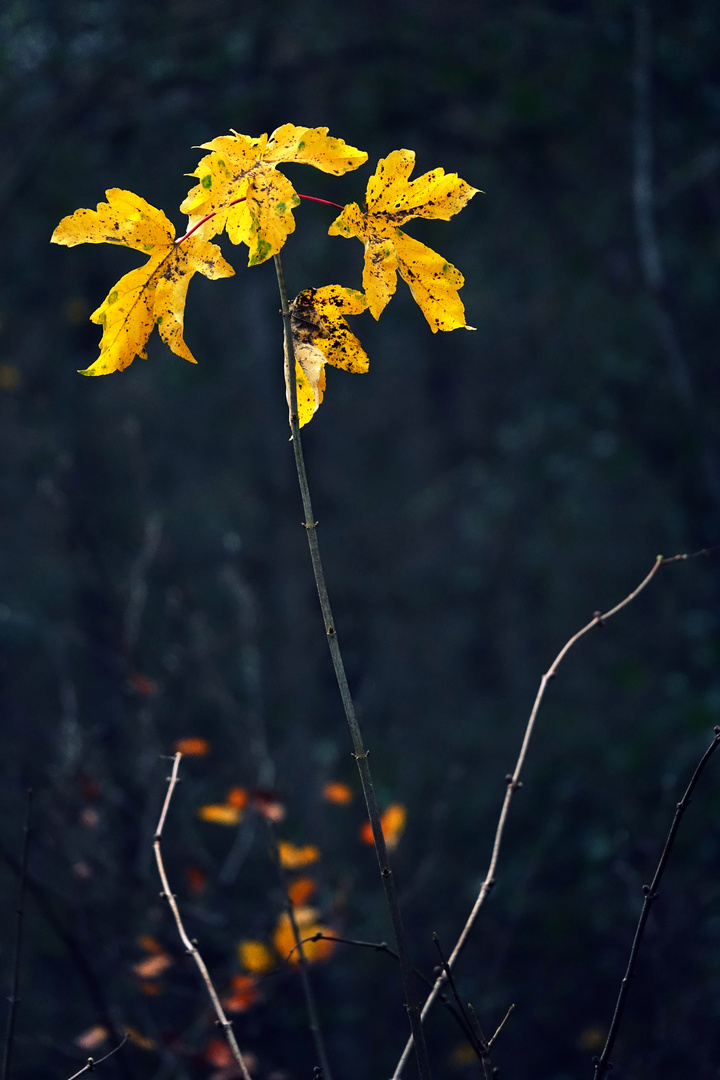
51 189 234 375
328 149 479 331
288 284 369 427
180 124 367 266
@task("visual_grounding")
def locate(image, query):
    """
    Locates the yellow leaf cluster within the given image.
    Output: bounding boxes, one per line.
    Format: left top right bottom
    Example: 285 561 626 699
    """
181 124 367 265
51 190 234 375
329 149 479 331
288 285 369 426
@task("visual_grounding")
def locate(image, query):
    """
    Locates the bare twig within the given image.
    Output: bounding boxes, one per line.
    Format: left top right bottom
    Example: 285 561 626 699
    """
274 252 433 1080
592 726 720 1078
267 827 333 1080
1 789 32 1080
284 933 477 1046
66 1034 129 1080
153 753 253 1080
393 549 714 1077
432 934 490 1078
487 1003 515 1050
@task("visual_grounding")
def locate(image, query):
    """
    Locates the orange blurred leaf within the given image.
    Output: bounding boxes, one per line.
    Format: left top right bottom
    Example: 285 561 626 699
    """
322 781 353 805
75 1025 109 1051
223 974 261 1012
359 803 407 851
206 1037 235 1067
198 803 242 826
273 911 335 965
136 934 163 954
124 1025 156 1050
133 952 172 978
226 786 249 809
174 736 210 756
287 877 317 907
238 940 275 974
138 980 163 996
277 841 320 869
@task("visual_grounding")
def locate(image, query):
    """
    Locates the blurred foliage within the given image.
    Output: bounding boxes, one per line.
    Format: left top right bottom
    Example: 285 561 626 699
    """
1 0 720 1077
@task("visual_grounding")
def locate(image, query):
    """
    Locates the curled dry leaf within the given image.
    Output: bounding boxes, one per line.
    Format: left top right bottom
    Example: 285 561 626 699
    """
329 149 479 331
51 189 234 375
181 124 367 265
288 284 369 426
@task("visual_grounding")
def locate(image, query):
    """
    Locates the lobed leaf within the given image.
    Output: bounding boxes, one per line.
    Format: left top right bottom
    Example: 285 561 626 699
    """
52 190 234 375
329 150 479 330
181 125 367 265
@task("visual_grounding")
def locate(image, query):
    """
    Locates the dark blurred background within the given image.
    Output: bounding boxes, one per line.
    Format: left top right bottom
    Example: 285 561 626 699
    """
1 0 720 1077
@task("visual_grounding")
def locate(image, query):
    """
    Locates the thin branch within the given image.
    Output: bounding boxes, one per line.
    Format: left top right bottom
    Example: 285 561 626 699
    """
284 933 478 1046
393 549 714 1077
1 789 32 1080
267 828 333 1080
432 934 490 1078
153 754 253 1080
66 1034 129 1080
274 251 433 1080
593 725 720 1079
487 1003 515 1050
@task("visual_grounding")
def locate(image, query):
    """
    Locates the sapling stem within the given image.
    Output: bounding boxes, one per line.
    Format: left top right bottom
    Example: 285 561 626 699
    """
273 251 434 1080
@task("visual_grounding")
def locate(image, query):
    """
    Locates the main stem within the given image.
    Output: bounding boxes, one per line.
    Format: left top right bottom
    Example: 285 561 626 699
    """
274 253 433 1080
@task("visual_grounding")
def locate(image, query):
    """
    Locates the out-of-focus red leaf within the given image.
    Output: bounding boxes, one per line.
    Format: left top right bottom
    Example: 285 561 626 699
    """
129 672 159 696
174 736 210 756
186 864 208 896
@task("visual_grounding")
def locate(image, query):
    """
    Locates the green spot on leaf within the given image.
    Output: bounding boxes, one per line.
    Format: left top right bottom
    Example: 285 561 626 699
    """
276 202 286 214
249 238 272 265
297 140 306 151
155 315 163 326
108 290 119 304
291 194 301 207
201 174 212 189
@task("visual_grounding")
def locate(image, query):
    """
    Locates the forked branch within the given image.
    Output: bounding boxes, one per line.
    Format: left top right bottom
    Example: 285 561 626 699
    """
153 753 253 1080
393 549 715 1077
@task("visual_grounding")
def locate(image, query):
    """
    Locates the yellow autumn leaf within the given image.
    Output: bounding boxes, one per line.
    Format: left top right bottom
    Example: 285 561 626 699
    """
288 285 368 426
198 803 243 826
238 940 275 975
180 125 367 266
51 189 234 375
277 840 320 869
328 149 479 331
